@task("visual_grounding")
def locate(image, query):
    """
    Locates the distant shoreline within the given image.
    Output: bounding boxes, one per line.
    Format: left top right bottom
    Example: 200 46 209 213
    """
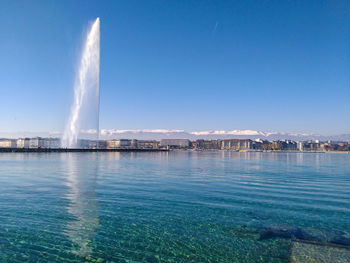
0 148 349 154
261 150 350 154
0 148 169 153
191 150 350 154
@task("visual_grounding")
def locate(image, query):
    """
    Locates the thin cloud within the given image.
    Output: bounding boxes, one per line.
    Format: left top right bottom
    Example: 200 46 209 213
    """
212 21 219 34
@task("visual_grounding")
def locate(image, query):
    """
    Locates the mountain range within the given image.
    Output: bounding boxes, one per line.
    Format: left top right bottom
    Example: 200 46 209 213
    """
99 129 350 141
1 129 349 141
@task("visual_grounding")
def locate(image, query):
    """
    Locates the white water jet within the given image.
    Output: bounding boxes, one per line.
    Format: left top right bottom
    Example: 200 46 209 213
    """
62 18 100 148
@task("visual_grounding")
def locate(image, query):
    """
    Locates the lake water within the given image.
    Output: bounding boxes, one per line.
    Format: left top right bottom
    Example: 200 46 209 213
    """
0 151 349 262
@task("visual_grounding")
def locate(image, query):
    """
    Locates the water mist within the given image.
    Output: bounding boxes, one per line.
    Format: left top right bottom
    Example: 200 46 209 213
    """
62 18 100 148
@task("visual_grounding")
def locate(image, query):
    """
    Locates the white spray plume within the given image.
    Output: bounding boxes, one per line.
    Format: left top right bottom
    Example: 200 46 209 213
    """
62 18 100 148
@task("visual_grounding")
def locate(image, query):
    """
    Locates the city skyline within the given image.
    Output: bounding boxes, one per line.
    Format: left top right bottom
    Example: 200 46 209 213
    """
1 0 349 135
1 136 349 153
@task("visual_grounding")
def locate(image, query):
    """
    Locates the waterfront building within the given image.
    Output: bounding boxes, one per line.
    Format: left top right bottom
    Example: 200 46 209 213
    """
279 140 297 151
303 141 320 151
160 139 191 149
0 139 17 148
269 141 282 151
203 140 221 150
192 140 204 150
107 139 132 149
319 142 328 151
250 139 265 150
98 140 107 149
88 140 98 149
48 138 61 148
17 138 30 148
130 139 138 148
192 140 202 149
77 139 90 149
297 142 304 151
28 137 61 149
137 140 159 149
221 139 252 150
193 140 221 150
29 137 46 148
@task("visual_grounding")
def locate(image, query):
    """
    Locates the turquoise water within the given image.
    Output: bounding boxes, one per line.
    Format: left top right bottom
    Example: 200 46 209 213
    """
0 151 349 262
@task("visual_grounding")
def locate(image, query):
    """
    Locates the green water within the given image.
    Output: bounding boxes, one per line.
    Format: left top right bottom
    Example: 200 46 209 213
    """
0 151 349 262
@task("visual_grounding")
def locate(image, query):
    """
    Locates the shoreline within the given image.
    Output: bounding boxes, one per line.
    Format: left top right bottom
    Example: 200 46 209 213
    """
0 148 169 153
0 148 349 154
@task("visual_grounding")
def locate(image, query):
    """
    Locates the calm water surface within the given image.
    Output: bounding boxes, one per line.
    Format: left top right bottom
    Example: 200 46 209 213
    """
0 151 349 262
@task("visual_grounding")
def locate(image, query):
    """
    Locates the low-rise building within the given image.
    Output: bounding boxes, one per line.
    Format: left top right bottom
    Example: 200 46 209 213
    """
107 139 132 149
47 138 61 148
130 139 138 148
221 139 252 150
98 140 107 149
137 140 159 149
279 140 297 151
28 137 60 149
193 140 221 150
29 137 46 148
303 141 320 151
17 138 30 148
160 139 191 149
77 139 91 149
297 141 304 151
0 139 17 148
203 140 221 150
251 139 266 150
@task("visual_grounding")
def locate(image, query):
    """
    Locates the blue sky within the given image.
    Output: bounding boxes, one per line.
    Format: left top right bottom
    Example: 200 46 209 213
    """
0 0 349 135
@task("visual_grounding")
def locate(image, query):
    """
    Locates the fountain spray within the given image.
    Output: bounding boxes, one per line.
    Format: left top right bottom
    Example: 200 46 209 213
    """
62 18 100 148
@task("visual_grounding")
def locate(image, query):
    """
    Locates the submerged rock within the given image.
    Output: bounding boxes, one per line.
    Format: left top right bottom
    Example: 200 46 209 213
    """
258 226 306 241
258 225 350 247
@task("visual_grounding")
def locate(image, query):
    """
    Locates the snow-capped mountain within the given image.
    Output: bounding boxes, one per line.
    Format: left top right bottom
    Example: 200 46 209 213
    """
1 129 349 141
98 129 350 141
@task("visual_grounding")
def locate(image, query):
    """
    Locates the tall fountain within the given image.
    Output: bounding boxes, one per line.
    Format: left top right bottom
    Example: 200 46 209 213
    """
62 18 100 148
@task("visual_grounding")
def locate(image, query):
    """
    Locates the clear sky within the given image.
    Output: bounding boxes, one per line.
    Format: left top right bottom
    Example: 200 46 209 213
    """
0 0 349 135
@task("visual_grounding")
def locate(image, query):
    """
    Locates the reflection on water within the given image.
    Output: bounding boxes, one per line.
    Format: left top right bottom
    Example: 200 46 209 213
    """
62 153 99 257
